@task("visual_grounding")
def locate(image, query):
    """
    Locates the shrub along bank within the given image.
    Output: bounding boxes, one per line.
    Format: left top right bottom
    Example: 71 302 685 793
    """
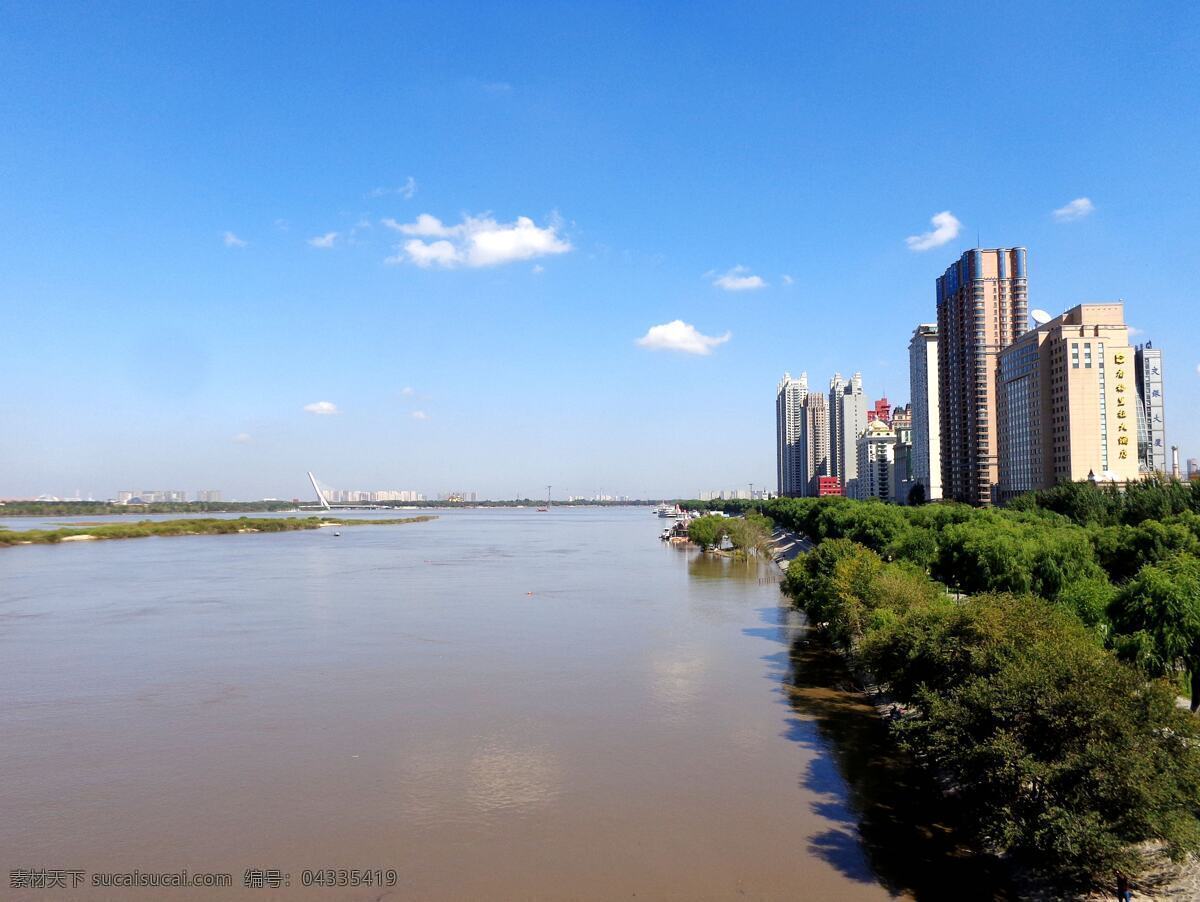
686 511 773 555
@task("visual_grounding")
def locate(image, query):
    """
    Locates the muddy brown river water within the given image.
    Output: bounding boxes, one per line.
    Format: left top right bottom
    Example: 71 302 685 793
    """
1 507 991 900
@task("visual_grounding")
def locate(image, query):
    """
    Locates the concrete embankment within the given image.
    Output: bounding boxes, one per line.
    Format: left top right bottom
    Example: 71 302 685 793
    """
768 528 812 572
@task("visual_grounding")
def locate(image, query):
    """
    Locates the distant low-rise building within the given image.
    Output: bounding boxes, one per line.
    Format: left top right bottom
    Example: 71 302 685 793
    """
118 489 186 504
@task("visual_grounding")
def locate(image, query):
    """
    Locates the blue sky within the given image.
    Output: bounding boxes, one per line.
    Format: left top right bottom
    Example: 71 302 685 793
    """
2 1 1198 500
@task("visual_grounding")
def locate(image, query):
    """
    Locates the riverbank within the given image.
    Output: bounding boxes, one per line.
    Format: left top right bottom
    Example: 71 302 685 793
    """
0 515 436 547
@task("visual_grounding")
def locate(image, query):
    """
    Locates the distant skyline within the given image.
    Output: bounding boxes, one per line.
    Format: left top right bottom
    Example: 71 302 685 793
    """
2 2 1198 499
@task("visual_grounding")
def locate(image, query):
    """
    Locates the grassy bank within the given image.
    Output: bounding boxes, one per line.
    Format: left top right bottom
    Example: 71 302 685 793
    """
0 515 436 546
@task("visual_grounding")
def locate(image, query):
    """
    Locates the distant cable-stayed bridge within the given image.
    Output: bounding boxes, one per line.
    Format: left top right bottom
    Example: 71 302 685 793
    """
302 471 396 510
306 471 332 510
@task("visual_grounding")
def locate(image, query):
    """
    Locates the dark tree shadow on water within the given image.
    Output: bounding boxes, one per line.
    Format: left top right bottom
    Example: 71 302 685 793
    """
757 607 1015 901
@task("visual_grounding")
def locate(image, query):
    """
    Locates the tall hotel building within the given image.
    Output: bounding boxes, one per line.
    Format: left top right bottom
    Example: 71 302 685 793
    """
937 248 1028 504
907 324 941 500
996 303 1139 500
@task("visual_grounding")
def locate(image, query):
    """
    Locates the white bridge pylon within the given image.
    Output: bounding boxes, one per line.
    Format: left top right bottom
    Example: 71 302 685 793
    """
307 471 332 510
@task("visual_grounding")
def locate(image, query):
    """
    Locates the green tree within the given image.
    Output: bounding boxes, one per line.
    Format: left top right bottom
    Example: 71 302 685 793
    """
686 515 727 551
725 511 774 555
1110 554 1200 711
860 591 1200 886
1091 521 1200 583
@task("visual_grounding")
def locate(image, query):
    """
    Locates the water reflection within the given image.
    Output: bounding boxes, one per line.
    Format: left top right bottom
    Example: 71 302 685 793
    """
781 619 1013 901
649 651 707 722
466 739 563 814
686 551 762 582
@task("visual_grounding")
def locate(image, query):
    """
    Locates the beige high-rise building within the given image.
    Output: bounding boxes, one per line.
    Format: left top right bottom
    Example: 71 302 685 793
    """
937 248 1029 504
996 303 1139 500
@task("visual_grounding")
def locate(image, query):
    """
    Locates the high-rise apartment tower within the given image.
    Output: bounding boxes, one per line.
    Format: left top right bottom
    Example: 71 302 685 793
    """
776 372 832 496
776 372 808 496
937 248 1029 504
828 372 867 496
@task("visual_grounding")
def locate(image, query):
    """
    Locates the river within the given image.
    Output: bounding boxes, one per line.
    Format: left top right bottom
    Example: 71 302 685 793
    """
1 507 978 899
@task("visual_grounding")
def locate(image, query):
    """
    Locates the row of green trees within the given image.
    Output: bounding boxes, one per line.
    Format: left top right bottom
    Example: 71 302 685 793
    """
691 483 1200 711
785 539 1200 886
686 483 1200 888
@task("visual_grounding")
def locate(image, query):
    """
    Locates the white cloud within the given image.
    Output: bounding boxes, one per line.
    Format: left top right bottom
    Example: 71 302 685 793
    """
370 177 417 199
411 410 429 420
274 218 290 231
303 401 339 415
383 213 571 268
781 274 794 285
712 265 767 291
1053 197 1095 222
232 432 252 444
1128 325 1144 337
906 211 962 251
308 232 338 249
401 386 415 397
383 213 457 238
636 320 731 355
222 231 247 248
531 264 545 274
398 239 459 267
1196 363 1200 377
